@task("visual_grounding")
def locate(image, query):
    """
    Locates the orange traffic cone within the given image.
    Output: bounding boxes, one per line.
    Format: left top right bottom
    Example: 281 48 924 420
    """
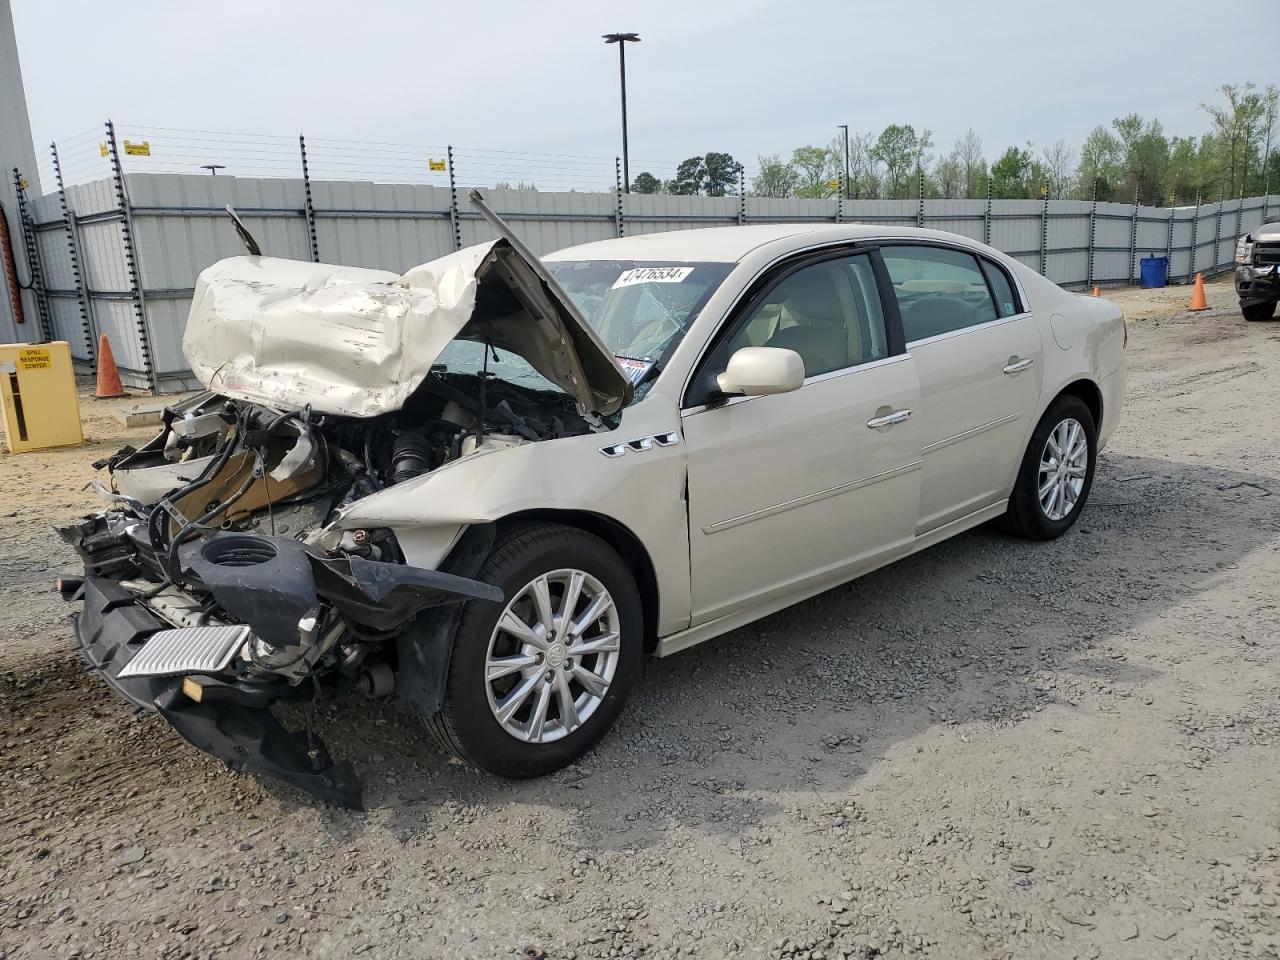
1189 273 1209 311
1092 286 1101 297
95 333 125 399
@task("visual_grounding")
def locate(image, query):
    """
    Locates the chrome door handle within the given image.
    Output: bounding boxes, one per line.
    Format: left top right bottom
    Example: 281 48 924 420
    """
867 409 912 428
1003 357 1035 374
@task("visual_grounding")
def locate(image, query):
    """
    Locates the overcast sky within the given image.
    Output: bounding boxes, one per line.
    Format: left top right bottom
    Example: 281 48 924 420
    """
11 0 1277 180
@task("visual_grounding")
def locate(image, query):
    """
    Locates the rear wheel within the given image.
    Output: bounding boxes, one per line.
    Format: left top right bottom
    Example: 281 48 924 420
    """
1242 301 1277 322
426 522 642 778
1003 395 1097 540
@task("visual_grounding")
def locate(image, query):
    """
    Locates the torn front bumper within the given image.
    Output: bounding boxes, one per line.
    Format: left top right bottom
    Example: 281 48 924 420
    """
1236 263 1280 306
68 573 365 808
60 519 503 809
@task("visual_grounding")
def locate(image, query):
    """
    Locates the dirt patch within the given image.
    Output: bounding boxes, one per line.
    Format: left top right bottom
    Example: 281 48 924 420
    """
3 284 1280 960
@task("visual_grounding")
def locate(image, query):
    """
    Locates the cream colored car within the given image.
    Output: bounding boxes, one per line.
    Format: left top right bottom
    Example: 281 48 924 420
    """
60 199 1126 807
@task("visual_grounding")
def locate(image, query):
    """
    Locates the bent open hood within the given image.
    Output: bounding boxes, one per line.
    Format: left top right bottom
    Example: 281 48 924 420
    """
184 239 633 418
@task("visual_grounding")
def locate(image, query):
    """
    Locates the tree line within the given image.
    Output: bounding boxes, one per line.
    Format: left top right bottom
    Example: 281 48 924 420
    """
629 82 1279 206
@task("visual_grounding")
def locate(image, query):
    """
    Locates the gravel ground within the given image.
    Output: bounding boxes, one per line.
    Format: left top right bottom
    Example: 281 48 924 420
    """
2 277 1278 960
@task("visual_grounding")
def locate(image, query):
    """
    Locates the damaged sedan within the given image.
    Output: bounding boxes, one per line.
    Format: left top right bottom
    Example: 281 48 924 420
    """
60 193 1126 807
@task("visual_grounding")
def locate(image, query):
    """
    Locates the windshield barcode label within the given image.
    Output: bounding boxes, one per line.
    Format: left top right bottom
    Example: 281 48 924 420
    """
611 266 694 289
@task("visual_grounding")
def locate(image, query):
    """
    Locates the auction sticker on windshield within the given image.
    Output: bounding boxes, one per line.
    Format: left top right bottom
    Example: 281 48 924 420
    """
611 266 694 289
615 355 656 385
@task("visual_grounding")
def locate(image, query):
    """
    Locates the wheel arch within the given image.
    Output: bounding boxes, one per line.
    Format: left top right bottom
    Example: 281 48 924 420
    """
1054 377 1103 432
492 508 661 654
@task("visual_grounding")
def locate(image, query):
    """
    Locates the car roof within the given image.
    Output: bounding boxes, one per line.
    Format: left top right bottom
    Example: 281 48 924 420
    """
544 222 997 264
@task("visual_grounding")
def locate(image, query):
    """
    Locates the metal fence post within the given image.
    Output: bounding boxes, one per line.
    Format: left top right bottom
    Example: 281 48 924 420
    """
983 177 992 246
50 142 95 362
614 158 624 238
1235 187 1243 246
916 169 925 228
1189 192 1201 281
1086 178 1098 289
1128 185 1139 284
836 186 844 224
299 134 320 263
106 118 156 392
1040 188 1049 277
1165 205 1174 279
10 167 53 341
738 166 746 226
446 144 462 251
1213 186 1224 276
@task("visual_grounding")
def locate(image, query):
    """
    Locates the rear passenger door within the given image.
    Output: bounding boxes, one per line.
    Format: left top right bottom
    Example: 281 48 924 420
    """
879 245 1043 534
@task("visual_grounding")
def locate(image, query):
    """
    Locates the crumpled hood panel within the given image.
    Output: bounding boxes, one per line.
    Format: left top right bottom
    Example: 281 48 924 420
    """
184 240 631 418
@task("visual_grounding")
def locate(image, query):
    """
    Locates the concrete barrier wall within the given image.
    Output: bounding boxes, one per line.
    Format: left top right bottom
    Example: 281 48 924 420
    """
16 172 1280 392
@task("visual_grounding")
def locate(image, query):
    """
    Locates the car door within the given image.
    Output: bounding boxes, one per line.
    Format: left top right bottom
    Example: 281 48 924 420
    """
879 245 1043 534
681 250 922 626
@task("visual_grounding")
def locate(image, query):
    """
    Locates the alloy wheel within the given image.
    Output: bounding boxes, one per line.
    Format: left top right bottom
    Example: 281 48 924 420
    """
483 569 621 743
1038 417 1088 521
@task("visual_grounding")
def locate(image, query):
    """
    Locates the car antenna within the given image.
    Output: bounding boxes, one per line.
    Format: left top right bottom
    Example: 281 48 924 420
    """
225 205 261 256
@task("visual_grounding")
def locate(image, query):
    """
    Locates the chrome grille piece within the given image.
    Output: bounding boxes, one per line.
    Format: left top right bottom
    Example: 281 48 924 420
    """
117 625 251 679
1255 243 1280 266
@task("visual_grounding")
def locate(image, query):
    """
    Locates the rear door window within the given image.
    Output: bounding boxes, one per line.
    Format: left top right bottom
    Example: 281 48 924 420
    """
879 245 999 343
980 259 1021 318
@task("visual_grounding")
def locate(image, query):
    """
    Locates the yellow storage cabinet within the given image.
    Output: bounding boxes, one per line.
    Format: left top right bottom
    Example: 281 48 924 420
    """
0 341 84 453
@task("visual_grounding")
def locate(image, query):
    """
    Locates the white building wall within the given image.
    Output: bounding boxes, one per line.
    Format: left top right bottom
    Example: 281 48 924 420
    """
0 0 42 343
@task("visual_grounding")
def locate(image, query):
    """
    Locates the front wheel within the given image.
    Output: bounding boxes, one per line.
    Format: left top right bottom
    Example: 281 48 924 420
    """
1002 395 1097 540
426 522 642 778
1242 301 1277 322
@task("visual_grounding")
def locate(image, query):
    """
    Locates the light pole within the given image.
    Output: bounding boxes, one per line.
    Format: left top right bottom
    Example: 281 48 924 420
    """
603 32 640 192
837 124 850 200
201 164 225 176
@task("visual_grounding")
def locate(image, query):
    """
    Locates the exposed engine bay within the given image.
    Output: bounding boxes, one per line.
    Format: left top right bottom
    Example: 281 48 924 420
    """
58 201 634 808
58 369 602 807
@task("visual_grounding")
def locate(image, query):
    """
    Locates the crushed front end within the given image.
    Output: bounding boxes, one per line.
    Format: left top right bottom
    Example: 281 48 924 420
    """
56 229 632 806
57 392 526 808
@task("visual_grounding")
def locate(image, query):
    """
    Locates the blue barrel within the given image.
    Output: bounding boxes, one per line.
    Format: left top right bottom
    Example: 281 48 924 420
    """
1139 256 1168 288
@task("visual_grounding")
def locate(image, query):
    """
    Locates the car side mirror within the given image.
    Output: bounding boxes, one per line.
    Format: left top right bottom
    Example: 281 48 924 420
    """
716 347 805 397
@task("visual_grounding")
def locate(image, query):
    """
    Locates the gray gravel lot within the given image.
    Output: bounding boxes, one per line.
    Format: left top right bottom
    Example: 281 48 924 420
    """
1 278 1278 960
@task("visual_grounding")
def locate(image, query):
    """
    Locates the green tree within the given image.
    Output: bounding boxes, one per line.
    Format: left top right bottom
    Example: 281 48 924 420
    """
990 146 1032 198
1077 125 1123 199
1164 136 1199 204
751 155 799 198
933 154 964 199
1198 84 1269 199
1111 114 1169 203
791 144 839 198
703 152 742 196
871 124 924 198
631 171 661 194
671 157 705 195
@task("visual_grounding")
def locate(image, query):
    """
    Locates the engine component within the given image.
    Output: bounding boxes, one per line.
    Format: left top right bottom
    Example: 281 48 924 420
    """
390 429 435 484
357 660 395 698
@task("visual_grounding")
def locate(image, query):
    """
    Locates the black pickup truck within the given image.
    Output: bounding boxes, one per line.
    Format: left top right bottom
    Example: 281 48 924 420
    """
1236 216 1280 321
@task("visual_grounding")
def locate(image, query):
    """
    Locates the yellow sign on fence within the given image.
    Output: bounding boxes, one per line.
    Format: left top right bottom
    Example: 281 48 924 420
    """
100 143 109 157
124 140 151 157
428 159 446 172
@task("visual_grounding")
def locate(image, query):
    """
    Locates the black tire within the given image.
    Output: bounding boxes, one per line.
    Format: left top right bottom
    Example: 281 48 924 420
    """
1002 394 1097 540
425 522 642 778
1242 301 1278 322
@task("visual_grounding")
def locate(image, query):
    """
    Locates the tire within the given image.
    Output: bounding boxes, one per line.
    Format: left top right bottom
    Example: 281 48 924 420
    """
425 521 642 778
1002 394 1097 540
1242 301 1278 322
